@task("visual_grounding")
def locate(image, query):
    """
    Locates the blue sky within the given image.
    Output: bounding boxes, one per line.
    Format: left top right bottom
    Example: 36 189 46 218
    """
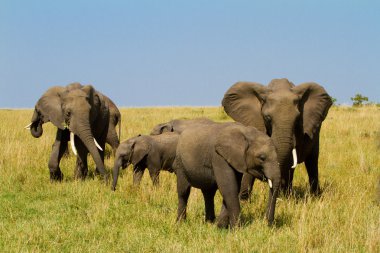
1 0 379 107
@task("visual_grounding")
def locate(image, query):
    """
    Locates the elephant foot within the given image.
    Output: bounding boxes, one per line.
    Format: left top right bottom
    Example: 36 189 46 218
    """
50 170 63 182
176 209 187 223
205 215 216 223
176 213 186 223
310 185 322 196
103 173 110 184
216 215 229 229
281 184 293 197
74 171 88 181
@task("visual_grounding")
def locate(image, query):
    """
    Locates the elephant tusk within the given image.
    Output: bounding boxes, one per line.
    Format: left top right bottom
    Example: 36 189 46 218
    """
94 138 103 151
268 179 273 189
24 122 32 130
291 148 297 169
70 132 78 156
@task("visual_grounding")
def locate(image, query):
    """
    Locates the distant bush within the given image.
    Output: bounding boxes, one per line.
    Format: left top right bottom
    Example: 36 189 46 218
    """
351 93 369 106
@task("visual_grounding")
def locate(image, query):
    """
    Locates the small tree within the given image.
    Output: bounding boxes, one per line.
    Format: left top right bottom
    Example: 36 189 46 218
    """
330 96 337 105
351 93 369 106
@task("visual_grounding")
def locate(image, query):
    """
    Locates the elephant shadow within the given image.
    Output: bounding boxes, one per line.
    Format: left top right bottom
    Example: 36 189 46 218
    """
240 210 292 229
290 186 314 202
240 182 334 228
291 181 334 202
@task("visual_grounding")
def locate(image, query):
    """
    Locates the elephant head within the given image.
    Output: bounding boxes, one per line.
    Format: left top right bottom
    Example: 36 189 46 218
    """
27 83 109 179
112 135 151 190
215 125 281 225
222 78 332 192
27 83 84 137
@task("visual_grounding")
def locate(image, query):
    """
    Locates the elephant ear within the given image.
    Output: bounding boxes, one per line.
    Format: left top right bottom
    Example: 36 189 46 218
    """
81 85 100 105
159 123 173 133
36 86 66 129
222 82 268 132
150 122 173 135
82 85 104 116
292 82 333 139
215 127 248 174
131 138 151 165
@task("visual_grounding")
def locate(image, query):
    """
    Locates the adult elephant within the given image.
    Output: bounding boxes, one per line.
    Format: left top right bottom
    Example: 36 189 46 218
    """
26 83 120 181
222 78 332 197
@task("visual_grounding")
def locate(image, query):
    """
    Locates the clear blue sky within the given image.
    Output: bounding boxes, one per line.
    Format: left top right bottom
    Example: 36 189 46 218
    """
1 0 379 107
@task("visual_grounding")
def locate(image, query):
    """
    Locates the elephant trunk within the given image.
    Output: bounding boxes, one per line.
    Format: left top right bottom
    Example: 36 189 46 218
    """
266 181 280 226
112 158 122 191
271 127 296 191
75 125 108 181
30 110 43 138
107 128 120 151
263 162 281 226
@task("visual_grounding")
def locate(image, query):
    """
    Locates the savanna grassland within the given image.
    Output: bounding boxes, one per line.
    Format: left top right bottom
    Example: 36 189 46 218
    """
0 106 379 252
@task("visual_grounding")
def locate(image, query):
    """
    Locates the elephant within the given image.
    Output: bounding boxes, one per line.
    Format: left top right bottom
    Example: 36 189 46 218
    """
28 82 121 151
174 122 280 228
112 132 179 191
150 118 214 135
222 78 332 198
151 118 275 200
26 83 121 181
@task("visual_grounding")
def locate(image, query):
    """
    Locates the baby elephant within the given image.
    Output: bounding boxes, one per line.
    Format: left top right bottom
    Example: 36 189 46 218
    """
174 122 281 228
112 132 179 191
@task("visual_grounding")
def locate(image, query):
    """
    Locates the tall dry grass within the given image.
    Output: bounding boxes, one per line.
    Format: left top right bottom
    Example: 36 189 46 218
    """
0 106 379 252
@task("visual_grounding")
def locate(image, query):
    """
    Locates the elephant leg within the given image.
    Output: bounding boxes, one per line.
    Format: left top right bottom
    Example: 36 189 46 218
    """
133 167 145 186
305 143 321 195
48 129 69 181
239 173 255 201
283 168 294 196
176 169 191 223
74 137 89 180
217 201 229 229
281 167 294 197
201 187 217 222
213 157 241 228
216 175 241 228
148 168 160 186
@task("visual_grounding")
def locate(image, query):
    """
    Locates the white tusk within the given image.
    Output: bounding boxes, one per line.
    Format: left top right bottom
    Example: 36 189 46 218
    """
291 148 297 169
24 122 32 130
70 132 78 156
94 138 103 151
268 179 273 189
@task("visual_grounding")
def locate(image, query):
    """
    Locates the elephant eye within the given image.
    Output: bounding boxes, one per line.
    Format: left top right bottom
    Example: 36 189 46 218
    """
258 154 266 162
65 110 71 119
264 114 271 122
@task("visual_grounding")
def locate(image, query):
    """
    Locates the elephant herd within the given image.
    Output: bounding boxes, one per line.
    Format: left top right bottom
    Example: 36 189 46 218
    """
26 79 332 229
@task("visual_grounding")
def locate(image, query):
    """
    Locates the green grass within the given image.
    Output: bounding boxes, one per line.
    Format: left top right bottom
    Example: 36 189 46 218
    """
0 106 379 252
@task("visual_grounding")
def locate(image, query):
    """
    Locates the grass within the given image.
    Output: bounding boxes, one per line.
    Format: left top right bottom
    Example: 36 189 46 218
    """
0 106 379 252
